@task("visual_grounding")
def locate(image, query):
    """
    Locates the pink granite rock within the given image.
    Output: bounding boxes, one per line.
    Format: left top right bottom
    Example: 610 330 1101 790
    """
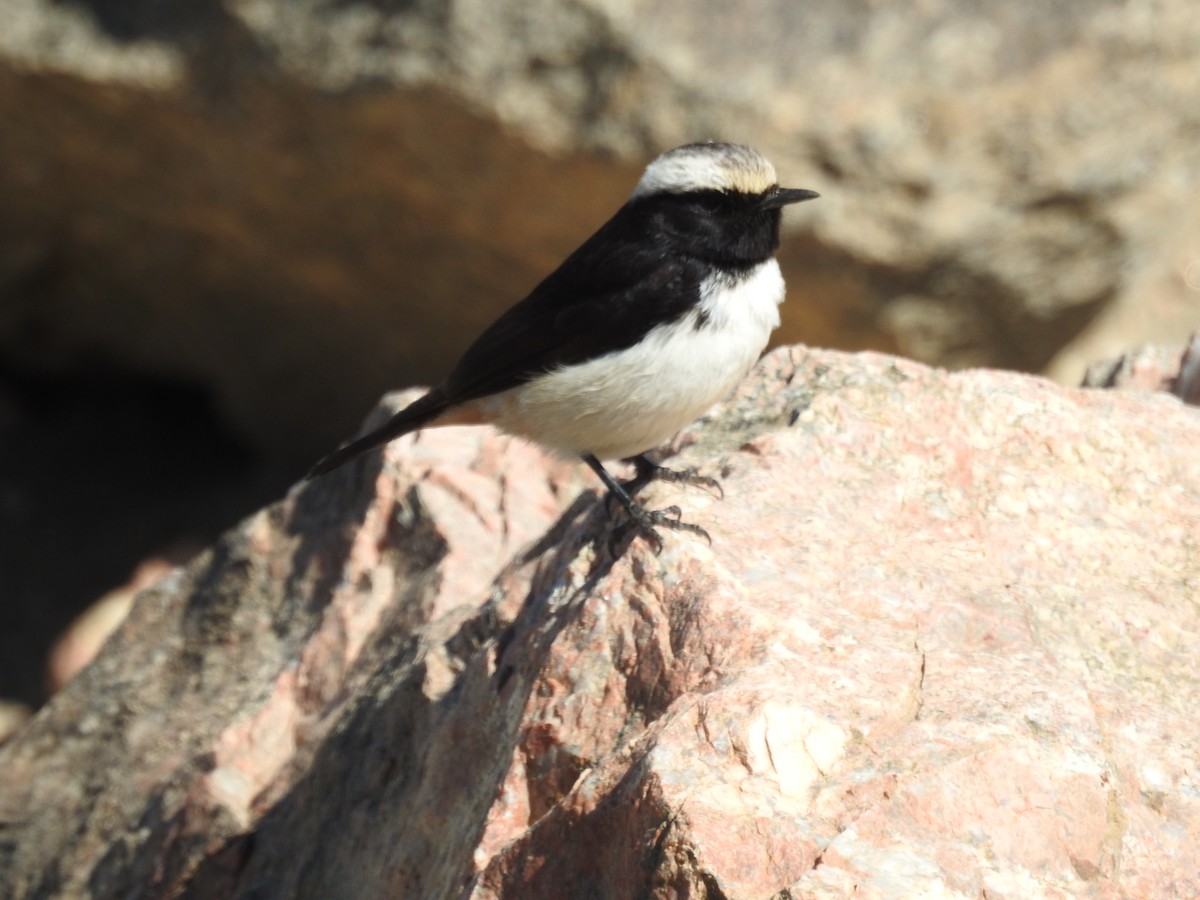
469 348 1200 899
2 347 1198 899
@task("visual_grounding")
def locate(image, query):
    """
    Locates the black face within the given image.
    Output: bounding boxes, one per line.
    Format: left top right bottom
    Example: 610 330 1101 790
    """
632 189 784 270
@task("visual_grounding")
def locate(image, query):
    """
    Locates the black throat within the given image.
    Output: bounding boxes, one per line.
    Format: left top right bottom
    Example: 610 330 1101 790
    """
630 190 782 272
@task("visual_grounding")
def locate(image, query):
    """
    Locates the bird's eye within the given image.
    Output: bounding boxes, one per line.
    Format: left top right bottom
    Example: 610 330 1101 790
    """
693 191 727 212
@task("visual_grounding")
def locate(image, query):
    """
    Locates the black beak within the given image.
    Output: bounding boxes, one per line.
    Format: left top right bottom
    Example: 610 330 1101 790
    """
761 187 820 210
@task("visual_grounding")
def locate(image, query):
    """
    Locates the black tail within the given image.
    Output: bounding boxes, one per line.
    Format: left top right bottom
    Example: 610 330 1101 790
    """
306 391 449 479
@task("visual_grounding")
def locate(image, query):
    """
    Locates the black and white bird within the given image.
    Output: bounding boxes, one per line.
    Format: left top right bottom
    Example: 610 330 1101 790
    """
308 141 818 545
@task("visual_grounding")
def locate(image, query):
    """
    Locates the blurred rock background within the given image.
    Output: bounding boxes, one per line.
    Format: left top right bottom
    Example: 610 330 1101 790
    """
1 0 1198 714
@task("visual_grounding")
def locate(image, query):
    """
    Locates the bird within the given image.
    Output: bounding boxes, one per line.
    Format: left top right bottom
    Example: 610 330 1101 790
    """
307 141 818 547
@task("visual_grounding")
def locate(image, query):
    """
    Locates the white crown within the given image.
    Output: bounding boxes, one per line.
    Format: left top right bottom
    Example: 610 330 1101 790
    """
631 142 778 199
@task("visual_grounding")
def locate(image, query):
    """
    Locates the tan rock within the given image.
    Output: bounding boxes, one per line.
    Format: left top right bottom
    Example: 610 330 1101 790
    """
0 700 32 747
2 347 1199 898
45 554 185 694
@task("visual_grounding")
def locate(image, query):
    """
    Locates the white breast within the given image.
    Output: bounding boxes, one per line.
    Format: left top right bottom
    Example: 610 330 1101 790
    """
483 259 786 460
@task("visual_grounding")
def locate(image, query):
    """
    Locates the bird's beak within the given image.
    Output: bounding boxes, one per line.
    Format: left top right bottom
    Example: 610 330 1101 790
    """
761 187 820 210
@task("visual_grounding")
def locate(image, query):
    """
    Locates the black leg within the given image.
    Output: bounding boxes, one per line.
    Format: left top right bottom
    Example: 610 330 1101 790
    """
584 454 643 515
582 454 711 552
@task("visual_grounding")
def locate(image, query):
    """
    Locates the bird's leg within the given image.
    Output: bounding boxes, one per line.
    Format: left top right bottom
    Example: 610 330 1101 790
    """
621 453 724 499
582 454 711 552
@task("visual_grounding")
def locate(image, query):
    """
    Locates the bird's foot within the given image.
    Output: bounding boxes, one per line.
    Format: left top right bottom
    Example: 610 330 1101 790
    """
621 454 724 499
584 454 714 555
605 498 712 555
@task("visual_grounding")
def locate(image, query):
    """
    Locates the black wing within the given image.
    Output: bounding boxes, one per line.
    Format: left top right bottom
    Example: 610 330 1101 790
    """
307 201 706 479
442 204 706 404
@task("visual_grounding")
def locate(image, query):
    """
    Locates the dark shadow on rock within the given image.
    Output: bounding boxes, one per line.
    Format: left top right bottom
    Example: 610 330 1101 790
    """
281 452 402 632
174 493 616 899
54 0 240 45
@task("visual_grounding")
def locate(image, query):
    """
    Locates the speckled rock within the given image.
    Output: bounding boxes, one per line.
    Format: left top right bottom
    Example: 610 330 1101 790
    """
2 346 1198 898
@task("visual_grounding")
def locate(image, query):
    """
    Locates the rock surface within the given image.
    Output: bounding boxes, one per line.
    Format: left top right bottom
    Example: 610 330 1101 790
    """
44 551 197 694
0 700 31 747
2 346 1199 898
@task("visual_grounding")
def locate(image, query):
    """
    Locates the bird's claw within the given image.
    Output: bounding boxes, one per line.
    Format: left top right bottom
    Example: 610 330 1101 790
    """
621 457 725 500
643 466 724 499
590 454 716 555
608 503 712 556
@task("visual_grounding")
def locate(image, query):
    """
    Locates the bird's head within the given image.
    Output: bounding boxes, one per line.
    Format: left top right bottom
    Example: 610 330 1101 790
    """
628 142 818 267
